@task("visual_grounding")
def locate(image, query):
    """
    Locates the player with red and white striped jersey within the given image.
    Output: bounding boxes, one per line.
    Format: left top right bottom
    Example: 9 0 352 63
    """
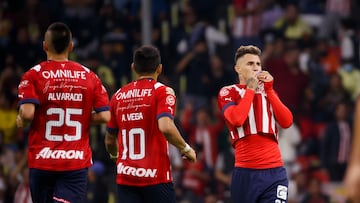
105 45 196 203
218 45 293 203
17 22 110 203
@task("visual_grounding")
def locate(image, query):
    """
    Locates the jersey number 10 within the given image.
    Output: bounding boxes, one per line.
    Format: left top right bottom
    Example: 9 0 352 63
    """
121 128 145 160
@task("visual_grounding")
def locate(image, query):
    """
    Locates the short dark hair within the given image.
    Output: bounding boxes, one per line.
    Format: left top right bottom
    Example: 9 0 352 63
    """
234 45 261 63
47 22 72 54
133 45 161 74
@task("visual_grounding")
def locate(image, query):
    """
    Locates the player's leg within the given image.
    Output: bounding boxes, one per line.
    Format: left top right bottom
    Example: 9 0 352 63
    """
230 167 259 203
53 168 88 203
117 184 142 203
258 167 288 203
29 168 57 203
141 182 176 203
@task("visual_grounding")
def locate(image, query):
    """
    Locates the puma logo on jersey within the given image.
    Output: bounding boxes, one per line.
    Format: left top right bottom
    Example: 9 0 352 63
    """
117 163 157 178
35 147 84 160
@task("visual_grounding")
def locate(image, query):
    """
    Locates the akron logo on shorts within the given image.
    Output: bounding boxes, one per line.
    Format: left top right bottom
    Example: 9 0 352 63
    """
275 185 288 203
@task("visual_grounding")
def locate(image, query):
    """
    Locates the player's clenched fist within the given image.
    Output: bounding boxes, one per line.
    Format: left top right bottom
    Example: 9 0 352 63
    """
181 146 197 163
256 71 273 82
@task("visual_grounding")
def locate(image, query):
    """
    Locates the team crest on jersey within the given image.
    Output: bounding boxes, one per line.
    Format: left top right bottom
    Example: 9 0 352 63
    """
219 87 230 97
166 95 175 106
166 87 175 96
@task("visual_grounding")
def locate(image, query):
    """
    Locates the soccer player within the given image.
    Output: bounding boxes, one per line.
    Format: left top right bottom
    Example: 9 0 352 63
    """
16 22 110 203
217 45 293 203
105 45 196 203
344 97 360 203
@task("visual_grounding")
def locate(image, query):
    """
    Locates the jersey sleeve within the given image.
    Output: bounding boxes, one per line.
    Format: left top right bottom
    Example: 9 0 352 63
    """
218 86 255 127
156 86 176 120
18 70 40 106
92 73 110 113
106 95 119 134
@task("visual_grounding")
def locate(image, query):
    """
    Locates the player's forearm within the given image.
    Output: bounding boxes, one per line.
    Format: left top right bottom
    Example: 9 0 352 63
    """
158 117 188 151
91 111 110 124
350 98 360 163
105 132 118 157
266 90 293 128
224 89 254 127
17 104 35 128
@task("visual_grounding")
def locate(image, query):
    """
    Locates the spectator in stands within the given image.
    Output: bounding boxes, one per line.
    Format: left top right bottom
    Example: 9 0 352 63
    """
320 101 352 182
265 41 309 113
273 2 312 42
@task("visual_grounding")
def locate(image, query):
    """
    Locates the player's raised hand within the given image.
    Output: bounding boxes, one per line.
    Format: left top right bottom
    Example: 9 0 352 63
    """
256 71 273 82
182 147 197 163
239 67 258 91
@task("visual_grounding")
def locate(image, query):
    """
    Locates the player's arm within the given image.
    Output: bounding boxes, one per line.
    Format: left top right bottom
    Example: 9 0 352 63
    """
258 71 293 128
105 131 118 162
344 97 360 202
91 111 110 124
17 103 35 128
158 116 196 162
222 89 255 127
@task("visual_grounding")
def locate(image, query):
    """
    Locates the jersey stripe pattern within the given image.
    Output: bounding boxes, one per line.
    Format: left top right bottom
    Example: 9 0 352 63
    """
218 83 292 169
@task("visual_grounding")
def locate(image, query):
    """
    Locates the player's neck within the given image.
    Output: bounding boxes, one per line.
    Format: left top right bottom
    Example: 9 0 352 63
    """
138 75 157 80
47 53 69 62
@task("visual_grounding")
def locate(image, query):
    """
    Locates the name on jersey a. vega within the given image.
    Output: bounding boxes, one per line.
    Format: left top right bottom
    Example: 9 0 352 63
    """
122 112 143 121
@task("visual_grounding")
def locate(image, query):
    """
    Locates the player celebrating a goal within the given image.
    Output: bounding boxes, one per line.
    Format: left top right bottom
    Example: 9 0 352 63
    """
17 22 110 203
217 45 293 203
105 45 196 203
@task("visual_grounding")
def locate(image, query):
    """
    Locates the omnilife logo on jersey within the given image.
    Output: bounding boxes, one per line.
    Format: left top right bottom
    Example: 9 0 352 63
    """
35 147 84 160
117 163 157 178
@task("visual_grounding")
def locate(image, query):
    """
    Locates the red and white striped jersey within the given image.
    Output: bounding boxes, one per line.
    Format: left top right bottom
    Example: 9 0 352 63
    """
218 82 293 169
18 60 110 171
107 78 177 186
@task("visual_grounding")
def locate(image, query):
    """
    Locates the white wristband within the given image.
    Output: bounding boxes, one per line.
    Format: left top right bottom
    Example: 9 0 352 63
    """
109 152 118 159
182 143 191 153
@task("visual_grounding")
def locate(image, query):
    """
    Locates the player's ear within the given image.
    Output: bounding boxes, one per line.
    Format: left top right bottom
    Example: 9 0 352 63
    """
131 63 135 72
43 41 48 52
68 41 74 52
234 65 240 74
156 64 162 75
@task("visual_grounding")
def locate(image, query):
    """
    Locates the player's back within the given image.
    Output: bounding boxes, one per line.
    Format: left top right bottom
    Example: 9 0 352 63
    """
18 60 109 171
111 78 172 186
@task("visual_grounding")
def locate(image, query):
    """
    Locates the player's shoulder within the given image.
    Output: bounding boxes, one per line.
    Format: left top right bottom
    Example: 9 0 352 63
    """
154 82 175 96
218 84 238 97
68 61 91 73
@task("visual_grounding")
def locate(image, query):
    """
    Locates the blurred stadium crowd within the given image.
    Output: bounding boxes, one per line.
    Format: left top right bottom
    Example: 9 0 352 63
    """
1 0 360 202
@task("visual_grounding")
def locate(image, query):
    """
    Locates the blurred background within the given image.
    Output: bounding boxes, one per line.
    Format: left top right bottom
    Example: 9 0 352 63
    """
1 0 360 202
